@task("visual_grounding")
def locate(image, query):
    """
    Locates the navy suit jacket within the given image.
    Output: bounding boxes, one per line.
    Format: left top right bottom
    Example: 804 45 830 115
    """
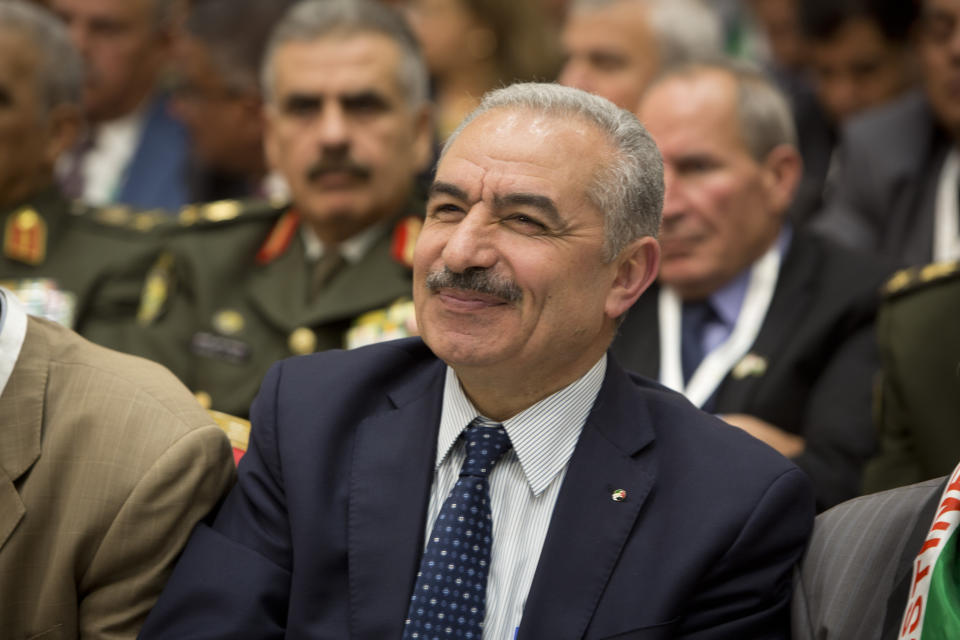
116 94 190 211
141 338 814 639
612 231 889 511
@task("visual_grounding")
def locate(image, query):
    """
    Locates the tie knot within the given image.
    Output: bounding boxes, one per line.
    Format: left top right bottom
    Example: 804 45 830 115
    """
460 419 511 478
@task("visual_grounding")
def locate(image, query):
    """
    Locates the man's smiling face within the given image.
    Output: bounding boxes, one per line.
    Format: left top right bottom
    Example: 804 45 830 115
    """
413 107 630 388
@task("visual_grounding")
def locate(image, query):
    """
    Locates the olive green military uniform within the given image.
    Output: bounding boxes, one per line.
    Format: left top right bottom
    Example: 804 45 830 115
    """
862 260 960 493
0 187 171 341
117 200 419 417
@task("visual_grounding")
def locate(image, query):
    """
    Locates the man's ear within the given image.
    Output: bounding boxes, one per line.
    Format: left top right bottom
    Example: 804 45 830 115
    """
605 235 660 319
43 103 81 168
760 144 802 216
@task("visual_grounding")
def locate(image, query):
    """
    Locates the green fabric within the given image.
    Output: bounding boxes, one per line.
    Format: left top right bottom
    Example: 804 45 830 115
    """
0 188 167 338
922 530 960 639
108 202 417 417
862 270 960 494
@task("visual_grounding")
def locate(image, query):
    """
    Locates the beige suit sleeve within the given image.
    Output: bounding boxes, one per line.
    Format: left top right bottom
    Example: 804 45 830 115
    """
76 424 235 638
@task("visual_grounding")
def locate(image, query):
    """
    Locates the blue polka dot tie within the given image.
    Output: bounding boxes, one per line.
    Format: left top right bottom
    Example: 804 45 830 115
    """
403 418 512 640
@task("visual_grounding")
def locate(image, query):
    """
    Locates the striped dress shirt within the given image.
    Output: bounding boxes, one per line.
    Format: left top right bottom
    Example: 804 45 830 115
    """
427 356 606 639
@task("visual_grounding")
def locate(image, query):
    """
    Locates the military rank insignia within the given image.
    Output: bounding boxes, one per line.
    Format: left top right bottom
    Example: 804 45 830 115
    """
4 207 47 265
345 297 417 349
0 278 76 327
390 216 422 268
256 210 301 265
137 252 174 326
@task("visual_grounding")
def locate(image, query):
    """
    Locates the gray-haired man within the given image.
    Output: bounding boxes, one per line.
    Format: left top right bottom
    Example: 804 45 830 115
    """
612 60 892 511
558 0 723 110
141 81 812 639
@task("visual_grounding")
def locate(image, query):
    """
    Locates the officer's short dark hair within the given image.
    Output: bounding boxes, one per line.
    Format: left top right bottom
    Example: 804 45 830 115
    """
261 0 428 109
799 0 920 45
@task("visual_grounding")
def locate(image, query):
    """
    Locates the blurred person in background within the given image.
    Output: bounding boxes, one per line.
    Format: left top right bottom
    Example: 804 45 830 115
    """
558 0 723 110
0 0 174 338
862 259 960 492
815 0 960 267
0 9 235 639
113 0 433 417
794 0 919 226
612 60 891 511
399 0 562 141
171 0 293 202
50 0 190 210
170 0 297 203
801 0 918 127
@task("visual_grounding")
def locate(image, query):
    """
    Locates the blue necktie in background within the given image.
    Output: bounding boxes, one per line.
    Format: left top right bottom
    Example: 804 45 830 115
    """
403 418 512 640
681 300 718 384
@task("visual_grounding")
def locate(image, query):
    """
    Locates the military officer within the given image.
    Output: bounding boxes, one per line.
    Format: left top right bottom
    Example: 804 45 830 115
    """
119 0 433 416
862 260 960 493
0 1 173 339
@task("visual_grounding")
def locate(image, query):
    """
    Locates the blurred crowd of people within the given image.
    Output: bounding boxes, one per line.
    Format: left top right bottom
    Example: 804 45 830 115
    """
3 0 960 637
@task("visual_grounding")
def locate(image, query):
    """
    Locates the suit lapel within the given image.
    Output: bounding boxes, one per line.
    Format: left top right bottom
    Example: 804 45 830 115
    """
882 105 947 266
519 359 657 639
713 234 817 412
347 358 445 638
119 95 190 210
0 318 48 552
881 480 947 640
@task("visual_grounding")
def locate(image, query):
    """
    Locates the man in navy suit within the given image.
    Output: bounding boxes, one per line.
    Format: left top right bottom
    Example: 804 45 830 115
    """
141 78 814 638
50 0 190 210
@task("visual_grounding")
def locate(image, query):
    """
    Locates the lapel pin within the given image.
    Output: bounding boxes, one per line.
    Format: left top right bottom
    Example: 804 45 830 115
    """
732 353 768 380
611 489 627 502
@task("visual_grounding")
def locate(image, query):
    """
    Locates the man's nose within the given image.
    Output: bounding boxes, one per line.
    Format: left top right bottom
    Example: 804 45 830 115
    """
440 208 498 273
315 103 350 150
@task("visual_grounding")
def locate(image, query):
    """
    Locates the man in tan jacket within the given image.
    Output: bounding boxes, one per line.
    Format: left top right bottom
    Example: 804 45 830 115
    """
0 4 237 617
0 280 235 637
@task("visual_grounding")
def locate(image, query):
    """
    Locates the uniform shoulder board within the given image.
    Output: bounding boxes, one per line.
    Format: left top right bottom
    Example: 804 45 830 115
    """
75 202 180 234
883 260 960 299
177 199 281 228
390 216 422 268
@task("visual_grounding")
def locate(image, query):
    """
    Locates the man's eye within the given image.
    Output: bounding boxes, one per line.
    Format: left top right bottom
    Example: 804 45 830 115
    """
677 158 716 174
589 53 627 72
284 97 321 117
505 214 547 232
428 203 464 219
343 94 389 115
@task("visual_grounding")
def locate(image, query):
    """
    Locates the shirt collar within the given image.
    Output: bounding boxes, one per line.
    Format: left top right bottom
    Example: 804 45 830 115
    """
0 288 28 400
300 221 386 264
436 355 607 497
707 224 794 329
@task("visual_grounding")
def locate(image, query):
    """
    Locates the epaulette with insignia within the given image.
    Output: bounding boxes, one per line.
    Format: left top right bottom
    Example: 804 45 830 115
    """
178 199 281 228
80 203 177 234
4 206 47 265
390 216 422 268
883 260 960 299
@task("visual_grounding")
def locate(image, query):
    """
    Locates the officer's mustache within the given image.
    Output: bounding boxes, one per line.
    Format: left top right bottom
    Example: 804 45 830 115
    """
425 267 523 304
306 158 372 182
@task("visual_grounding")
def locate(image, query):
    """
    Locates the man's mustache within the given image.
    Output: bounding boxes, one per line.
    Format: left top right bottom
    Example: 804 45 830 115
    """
306 158 372 182
425 267 523 304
